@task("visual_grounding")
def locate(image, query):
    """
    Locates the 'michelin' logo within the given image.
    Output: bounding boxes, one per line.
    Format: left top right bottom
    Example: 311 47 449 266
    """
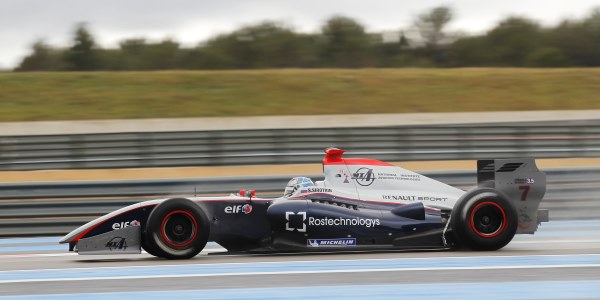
352 168 376 186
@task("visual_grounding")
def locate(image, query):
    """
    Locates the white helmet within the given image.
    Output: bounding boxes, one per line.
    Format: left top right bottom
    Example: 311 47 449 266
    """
283 177 315 197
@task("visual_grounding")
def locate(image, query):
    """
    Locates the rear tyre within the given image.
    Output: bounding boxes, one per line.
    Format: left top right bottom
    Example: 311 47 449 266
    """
451 188 517 251
143 198 210 259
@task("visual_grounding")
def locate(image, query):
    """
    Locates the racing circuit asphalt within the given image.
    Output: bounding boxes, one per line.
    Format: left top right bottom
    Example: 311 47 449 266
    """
0 220 599 299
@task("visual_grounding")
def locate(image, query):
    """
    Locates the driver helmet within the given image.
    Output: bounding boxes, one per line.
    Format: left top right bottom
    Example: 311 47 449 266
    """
283 177 315 197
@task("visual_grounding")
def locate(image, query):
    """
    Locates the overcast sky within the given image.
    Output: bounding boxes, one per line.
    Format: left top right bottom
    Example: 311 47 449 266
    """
0 0 598 69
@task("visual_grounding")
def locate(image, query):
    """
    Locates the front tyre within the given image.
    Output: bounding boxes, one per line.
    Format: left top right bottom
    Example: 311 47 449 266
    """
451 188 518 251
143 198 210 259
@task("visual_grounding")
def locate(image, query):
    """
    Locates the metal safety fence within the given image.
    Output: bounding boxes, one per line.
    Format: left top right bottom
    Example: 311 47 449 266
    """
1 120 599 171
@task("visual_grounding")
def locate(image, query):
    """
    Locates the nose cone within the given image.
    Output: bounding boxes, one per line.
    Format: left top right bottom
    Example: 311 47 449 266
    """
59 232 73 244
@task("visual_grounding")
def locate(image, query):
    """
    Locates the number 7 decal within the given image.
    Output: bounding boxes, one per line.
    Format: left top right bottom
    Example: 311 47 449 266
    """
519 185 530 201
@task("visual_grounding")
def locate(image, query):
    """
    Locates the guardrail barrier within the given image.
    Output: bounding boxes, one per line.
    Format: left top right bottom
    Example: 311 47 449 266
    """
1 120 599 170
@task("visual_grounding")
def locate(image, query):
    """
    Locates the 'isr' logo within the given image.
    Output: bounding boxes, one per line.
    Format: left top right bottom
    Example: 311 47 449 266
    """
105 237 128 251
352 168 376 186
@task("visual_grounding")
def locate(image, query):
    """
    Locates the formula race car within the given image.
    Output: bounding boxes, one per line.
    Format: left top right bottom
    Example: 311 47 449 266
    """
60 148 548 259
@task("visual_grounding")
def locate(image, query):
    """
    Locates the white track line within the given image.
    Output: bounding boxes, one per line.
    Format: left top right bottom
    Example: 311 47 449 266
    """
0 264 599 284
2 253 599 274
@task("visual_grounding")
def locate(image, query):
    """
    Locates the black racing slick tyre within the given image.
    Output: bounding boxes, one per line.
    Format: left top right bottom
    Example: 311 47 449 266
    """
143 198 210 259
450 188 518 251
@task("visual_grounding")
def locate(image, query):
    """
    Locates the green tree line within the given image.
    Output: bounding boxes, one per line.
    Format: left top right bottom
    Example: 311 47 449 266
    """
15 6 600 71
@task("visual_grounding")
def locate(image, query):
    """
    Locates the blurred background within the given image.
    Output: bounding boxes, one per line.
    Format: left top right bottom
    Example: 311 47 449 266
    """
4 1 600 71
0 0 599 236
1 1 600 120
0 1 600 298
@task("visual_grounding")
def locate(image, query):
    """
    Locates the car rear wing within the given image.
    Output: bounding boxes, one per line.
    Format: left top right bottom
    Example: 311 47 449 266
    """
477 158 548 234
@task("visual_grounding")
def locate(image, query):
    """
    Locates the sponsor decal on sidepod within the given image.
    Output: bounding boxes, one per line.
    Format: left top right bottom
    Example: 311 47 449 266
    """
286 211 380 232
309 217 380 228
286 212 307 232
307 238 357 247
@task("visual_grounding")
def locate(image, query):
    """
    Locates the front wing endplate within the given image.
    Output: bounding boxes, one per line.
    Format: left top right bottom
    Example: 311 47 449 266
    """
76 226 142 255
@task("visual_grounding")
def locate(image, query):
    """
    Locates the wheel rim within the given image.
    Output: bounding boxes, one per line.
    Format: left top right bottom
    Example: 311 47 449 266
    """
160 210 198 248
469 202 507 238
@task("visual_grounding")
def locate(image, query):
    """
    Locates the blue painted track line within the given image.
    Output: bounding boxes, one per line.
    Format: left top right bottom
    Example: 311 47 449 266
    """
2 280 600 300
0 245 65 252
0 254 599 283
0 237 59 245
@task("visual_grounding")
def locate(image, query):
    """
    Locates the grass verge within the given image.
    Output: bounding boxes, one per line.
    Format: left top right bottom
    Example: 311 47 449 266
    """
1 68 599 121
